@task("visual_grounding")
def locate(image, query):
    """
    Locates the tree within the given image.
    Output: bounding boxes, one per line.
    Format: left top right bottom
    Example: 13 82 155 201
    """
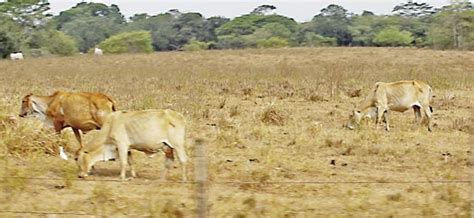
319 4 349 18
0 0 51 29
99 31 153 54
125 13 178 51
216 14 297 36
349 15 378 46
428 2 474 50
0 31 17 58
201 16 230 42
61 16 121 52
301 32 337 46
361 10 375 16
374 27 414 46
251 5 276 15
54 2 124 29
130 13 150 22
311 4 352 45
392 1 437 17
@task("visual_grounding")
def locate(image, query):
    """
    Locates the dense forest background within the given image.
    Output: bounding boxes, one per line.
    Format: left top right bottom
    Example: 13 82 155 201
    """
0 0 473 57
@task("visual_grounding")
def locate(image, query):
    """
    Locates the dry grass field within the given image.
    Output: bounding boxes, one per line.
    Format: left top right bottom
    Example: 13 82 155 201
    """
0 47 472 217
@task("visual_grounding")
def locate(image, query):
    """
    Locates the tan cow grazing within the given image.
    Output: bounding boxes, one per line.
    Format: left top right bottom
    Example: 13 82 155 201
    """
75 109 188 181
346 80 433 131
19 91 117 157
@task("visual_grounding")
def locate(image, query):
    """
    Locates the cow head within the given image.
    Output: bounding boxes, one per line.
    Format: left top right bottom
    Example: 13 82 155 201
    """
19 93 47 120
346 109 363 130
19 93 34 117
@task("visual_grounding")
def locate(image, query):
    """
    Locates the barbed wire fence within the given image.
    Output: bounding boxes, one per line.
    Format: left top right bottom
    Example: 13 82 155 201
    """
0 139 471 217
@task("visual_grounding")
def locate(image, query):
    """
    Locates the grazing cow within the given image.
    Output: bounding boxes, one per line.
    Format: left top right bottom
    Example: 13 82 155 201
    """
10 52 24 60
75 109 188 181
346 80 433 131
94 48 103 55
19 91 116 158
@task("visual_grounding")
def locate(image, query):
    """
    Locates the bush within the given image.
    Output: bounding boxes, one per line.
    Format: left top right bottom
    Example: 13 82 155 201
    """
302 32 337 46
182 39 210 51
374 27 414 46
25 30 77 56
256 36 289 48
46 31 78 56
216 35 248 49
99 31 153 54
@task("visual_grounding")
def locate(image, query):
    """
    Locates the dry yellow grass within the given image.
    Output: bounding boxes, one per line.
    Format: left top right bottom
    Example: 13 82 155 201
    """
0 47 472 216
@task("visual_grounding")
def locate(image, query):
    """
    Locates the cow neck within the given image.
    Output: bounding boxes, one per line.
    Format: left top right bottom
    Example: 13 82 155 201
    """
35 93 57 107
356 97 373 112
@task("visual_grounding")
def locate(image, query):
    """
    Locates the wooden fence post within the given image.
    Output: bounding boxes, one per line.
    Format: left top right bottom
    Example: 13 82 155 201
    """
195 139 208 218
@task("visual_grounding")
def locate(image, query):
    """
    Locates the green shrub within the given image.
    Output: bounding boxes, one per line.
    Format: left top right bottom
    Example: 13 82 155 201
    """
99 31 153 54
216 35 248 49
47 31 78 56
256 36 289 48
374 27 414 47
302 32 337 46
25 30 77 56
182 39 210 51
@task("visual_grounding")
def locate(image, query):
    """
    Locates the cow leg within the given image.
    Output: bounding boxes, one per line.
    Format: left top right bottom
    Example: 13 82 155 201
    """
383 111 390 131
422 106 433 132
117 144 129 180
127 151 136 178
175 147 188 182
72 128 83 148
375 106 385 130
413 106 422 128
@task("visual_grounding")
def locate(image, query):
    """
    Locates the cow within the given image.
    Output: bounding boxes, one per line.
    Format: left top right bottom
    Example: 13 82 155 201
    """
94 48 103 55
19 91 117 158
346 80 433 131
75 109 188 181
10 52 24 60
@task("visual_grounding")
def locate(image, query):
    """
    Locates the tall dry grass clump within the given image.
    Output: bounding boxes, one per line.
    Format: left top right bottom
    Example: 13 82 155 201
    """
0 117 66 158
261 105 288 126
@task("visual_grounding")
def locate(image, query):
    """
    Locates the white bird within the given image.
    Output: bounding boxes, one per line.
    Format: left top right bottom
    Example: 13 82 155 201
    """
59 146 68 160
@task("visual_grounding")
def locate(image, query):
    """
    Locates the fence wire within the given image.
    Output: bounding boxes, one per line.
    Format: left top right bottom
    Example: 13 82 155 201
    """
0 175 471 185
1 140 471 217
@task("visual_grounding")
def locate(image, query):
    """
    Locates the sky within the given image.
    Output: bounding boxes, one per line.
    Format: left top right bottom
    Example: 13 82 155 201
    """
47 0 452 22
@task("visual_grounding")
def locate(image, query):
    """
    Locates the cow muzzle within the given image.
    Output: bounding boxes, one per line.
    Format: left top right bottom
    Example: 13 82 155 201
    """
78 173 88 179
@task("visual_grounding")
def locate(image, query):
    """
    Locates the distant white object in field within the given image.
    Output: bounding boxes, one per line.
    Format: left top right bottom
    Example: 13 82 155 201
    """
94 48 103 55
10 52 24 60
59 146 68 160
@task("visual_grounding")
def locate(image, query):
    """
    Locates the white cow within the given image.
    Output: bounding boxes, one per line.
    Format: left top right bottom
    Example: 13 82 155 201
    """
75 109 188 181
10 52 24 60
347 80 433 131
94 48 103 55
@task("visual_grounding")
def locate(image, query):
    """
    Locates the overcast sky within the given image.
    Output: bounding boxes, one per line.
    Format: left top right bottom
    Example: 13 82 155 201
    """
48 0 451 22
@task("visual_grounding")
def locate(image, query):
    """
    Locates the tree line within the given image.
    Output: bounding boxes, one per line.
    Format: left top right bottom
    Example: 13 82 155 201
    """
0 0 473 58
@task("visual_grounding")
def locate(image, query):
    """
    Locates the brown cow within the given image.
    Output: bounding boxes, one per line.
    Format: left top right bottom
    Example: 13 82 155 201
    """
19 91 117 156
